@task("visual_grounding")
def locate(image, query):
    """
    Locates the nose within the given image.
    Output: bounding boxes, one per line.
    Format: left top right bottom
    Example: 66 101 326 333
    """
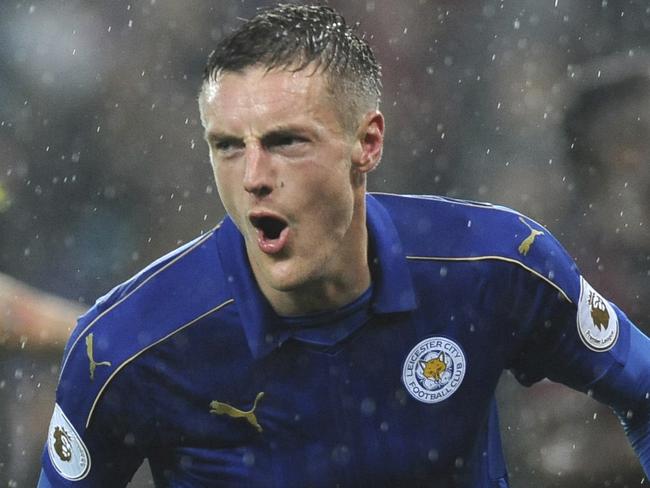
243 143 274 198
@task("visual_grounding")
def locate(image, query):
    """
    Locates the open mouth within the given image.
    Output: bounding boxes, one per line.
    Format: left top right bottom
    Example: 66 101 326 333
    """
250 215 288 240
249 214 289 254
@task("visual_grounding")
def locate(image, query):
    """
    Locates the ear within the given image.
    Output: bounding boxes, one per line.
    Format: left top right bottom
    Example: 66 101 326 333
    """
351 110 385 174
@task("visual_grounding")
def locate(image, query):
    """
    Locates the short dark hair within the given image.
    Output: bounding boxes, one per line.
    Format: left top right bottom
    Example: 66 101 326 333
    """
201 3 381 131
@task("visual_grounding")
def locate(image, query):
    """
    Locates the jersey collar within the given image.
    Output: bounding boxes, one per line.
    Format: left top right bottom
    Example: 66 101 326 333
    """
216 193 417 359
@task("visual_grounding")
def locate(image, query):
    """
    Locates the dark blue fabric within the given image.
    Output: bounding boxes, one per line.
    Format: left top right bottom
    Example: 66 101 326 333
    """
37 470 54 488
593 324 650 474
275 285 373 346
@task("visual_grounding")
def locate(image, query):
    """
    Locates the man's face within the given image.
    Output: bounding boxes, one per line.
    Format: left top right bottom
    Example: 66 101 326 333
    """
200 66 371 300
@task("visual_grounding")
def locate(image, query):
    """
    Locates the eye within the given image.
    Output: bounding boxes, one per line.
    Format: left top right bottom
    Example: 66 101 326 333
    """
211 137 244 155
263 132 308 149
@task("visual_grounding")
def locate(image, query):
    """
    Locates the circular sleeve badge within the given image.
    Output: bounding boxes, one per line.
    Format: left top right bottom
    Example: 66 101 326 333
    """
577 277 619 352
47 403 91 480
402 337 466 404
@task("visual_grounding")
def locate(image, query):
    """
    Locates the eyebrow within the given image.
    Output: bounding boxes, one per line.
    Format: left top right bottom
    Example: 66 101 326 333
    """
261 128 310 146
204 125 312 144
204 131 234 144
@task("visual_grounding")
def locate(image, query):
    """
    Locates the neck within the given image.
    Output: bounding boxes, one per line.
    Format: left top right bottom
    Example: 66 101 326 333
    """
271 266 371 316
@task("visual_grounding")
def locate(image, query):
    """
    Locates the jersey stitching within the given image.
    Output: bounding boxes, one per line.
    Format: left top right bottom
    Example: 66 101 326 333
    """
85 298 235 428
405 255 573 304
60 228 218 379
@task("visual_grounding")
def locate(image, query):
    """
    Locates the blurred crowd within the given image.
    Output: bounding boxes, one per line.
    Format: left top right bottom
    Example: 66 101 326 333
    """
1 0 649 486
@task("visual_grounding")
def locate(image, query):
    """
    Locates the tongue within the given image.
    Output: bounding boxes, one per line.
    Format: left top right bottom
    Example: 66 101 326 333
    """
257 226 289 254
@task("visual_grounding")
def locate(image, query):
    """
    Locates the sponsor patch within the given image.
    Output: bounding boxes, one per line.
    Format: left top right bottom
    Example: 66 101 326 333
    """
47 403 91 480
402 336 466 404
577 277 619 351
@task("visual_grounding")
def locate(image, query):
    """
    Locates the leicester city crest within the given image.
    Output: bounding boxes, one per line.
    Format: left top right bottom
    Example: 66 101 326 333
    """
402 336 466 404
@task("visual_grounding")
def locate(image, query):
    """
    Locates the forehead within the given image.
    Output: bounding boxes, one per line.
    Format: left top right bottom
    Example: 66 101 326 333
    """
200 66 337 131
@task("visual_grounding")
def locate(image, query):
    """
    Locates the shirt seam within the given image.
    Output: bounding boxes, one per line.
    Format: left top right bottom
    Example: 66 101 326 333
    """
60 228 218 379
85 297 235 428
405 255 573 304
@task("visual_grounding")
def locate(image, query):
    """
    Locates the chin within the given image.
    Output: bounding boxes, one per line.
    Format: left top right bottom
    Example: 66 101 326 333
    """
263 261 318 293
265 271 308 293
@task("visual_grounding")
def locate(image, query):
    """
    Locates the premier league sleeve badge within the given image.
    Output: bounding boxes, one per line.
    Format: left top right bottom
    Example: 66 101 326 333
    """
577 277 619 352
46 403 91 480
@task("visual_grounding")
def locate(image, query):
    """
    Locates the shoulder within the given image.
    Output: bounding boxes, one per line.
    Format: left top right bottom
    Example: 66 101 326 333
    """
370 192 581 302
87 228 225 316
54 226 235 434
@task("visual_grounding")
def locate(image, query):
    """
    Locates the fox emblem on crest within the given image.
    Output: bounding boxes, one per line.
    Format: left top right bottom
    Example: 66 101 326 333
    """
420 353 447 382
403 337 467 404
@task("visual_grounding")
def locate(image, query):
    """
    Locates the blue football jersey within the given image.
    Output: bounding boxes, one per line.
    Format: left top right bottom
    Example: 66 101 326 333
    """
40 193 650 487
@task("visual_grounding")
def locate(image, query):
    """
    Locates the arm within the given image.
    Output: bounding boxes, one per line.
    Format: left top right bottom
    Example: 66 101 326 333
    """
0 272 82 349
501 215 648 476
40 296 147 486
37 470 54 488
591 323 650 474
40 396 145 487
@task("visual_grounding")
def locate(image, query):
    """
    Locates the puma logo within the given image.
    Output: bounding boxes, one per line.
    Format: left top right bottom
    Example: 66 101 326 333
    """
85 333 112 381
420 353 447 382
517 217 544 256
210 392 265 433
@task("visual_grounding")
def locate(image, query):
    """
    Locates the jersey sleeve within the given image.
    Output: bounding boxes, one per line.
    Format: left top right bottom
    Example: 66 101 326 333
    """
40 299 147 487
509 215 650 474
499 214 627 387
590 324 650 474
504 217 650 476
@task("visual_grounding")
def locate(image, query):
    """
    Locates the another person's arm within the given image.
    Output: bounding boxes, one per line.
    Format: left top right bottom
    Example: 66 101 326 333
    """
0 272 82 349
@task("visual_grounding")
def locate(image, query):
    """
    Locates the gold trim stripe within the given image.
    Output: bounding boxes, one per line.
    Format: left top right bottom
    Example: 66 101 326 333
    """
60 230 217 378
369 192 506 211
85 298 235 428
406 255 573 304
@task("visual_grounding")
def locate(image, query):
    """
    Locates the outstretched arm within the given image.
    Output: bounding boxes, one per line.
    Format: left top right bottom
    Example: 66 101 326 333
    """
593 323 650 476
0 272 82 349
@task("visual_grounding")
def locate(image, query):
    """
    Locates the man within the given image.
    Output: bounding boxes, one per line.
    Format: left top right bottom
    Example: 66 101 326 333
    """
39 4 649 487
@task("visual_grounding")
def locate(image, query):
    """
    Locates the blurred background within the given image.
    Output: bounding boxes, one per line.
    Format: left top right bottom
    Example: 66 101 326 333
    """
1 0 649 486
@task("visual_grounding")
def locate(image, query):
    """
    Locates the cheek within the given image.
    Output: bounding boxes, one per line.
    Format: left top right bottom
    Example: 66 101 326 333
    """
214 165 242 214
309 175 355 230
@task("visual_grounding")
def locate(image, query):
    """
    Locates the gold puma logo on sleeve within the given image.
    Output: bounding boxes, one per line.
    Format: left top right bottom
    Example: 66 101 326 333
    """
517 216 545 256
210 392 265 433
85 333 112 381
